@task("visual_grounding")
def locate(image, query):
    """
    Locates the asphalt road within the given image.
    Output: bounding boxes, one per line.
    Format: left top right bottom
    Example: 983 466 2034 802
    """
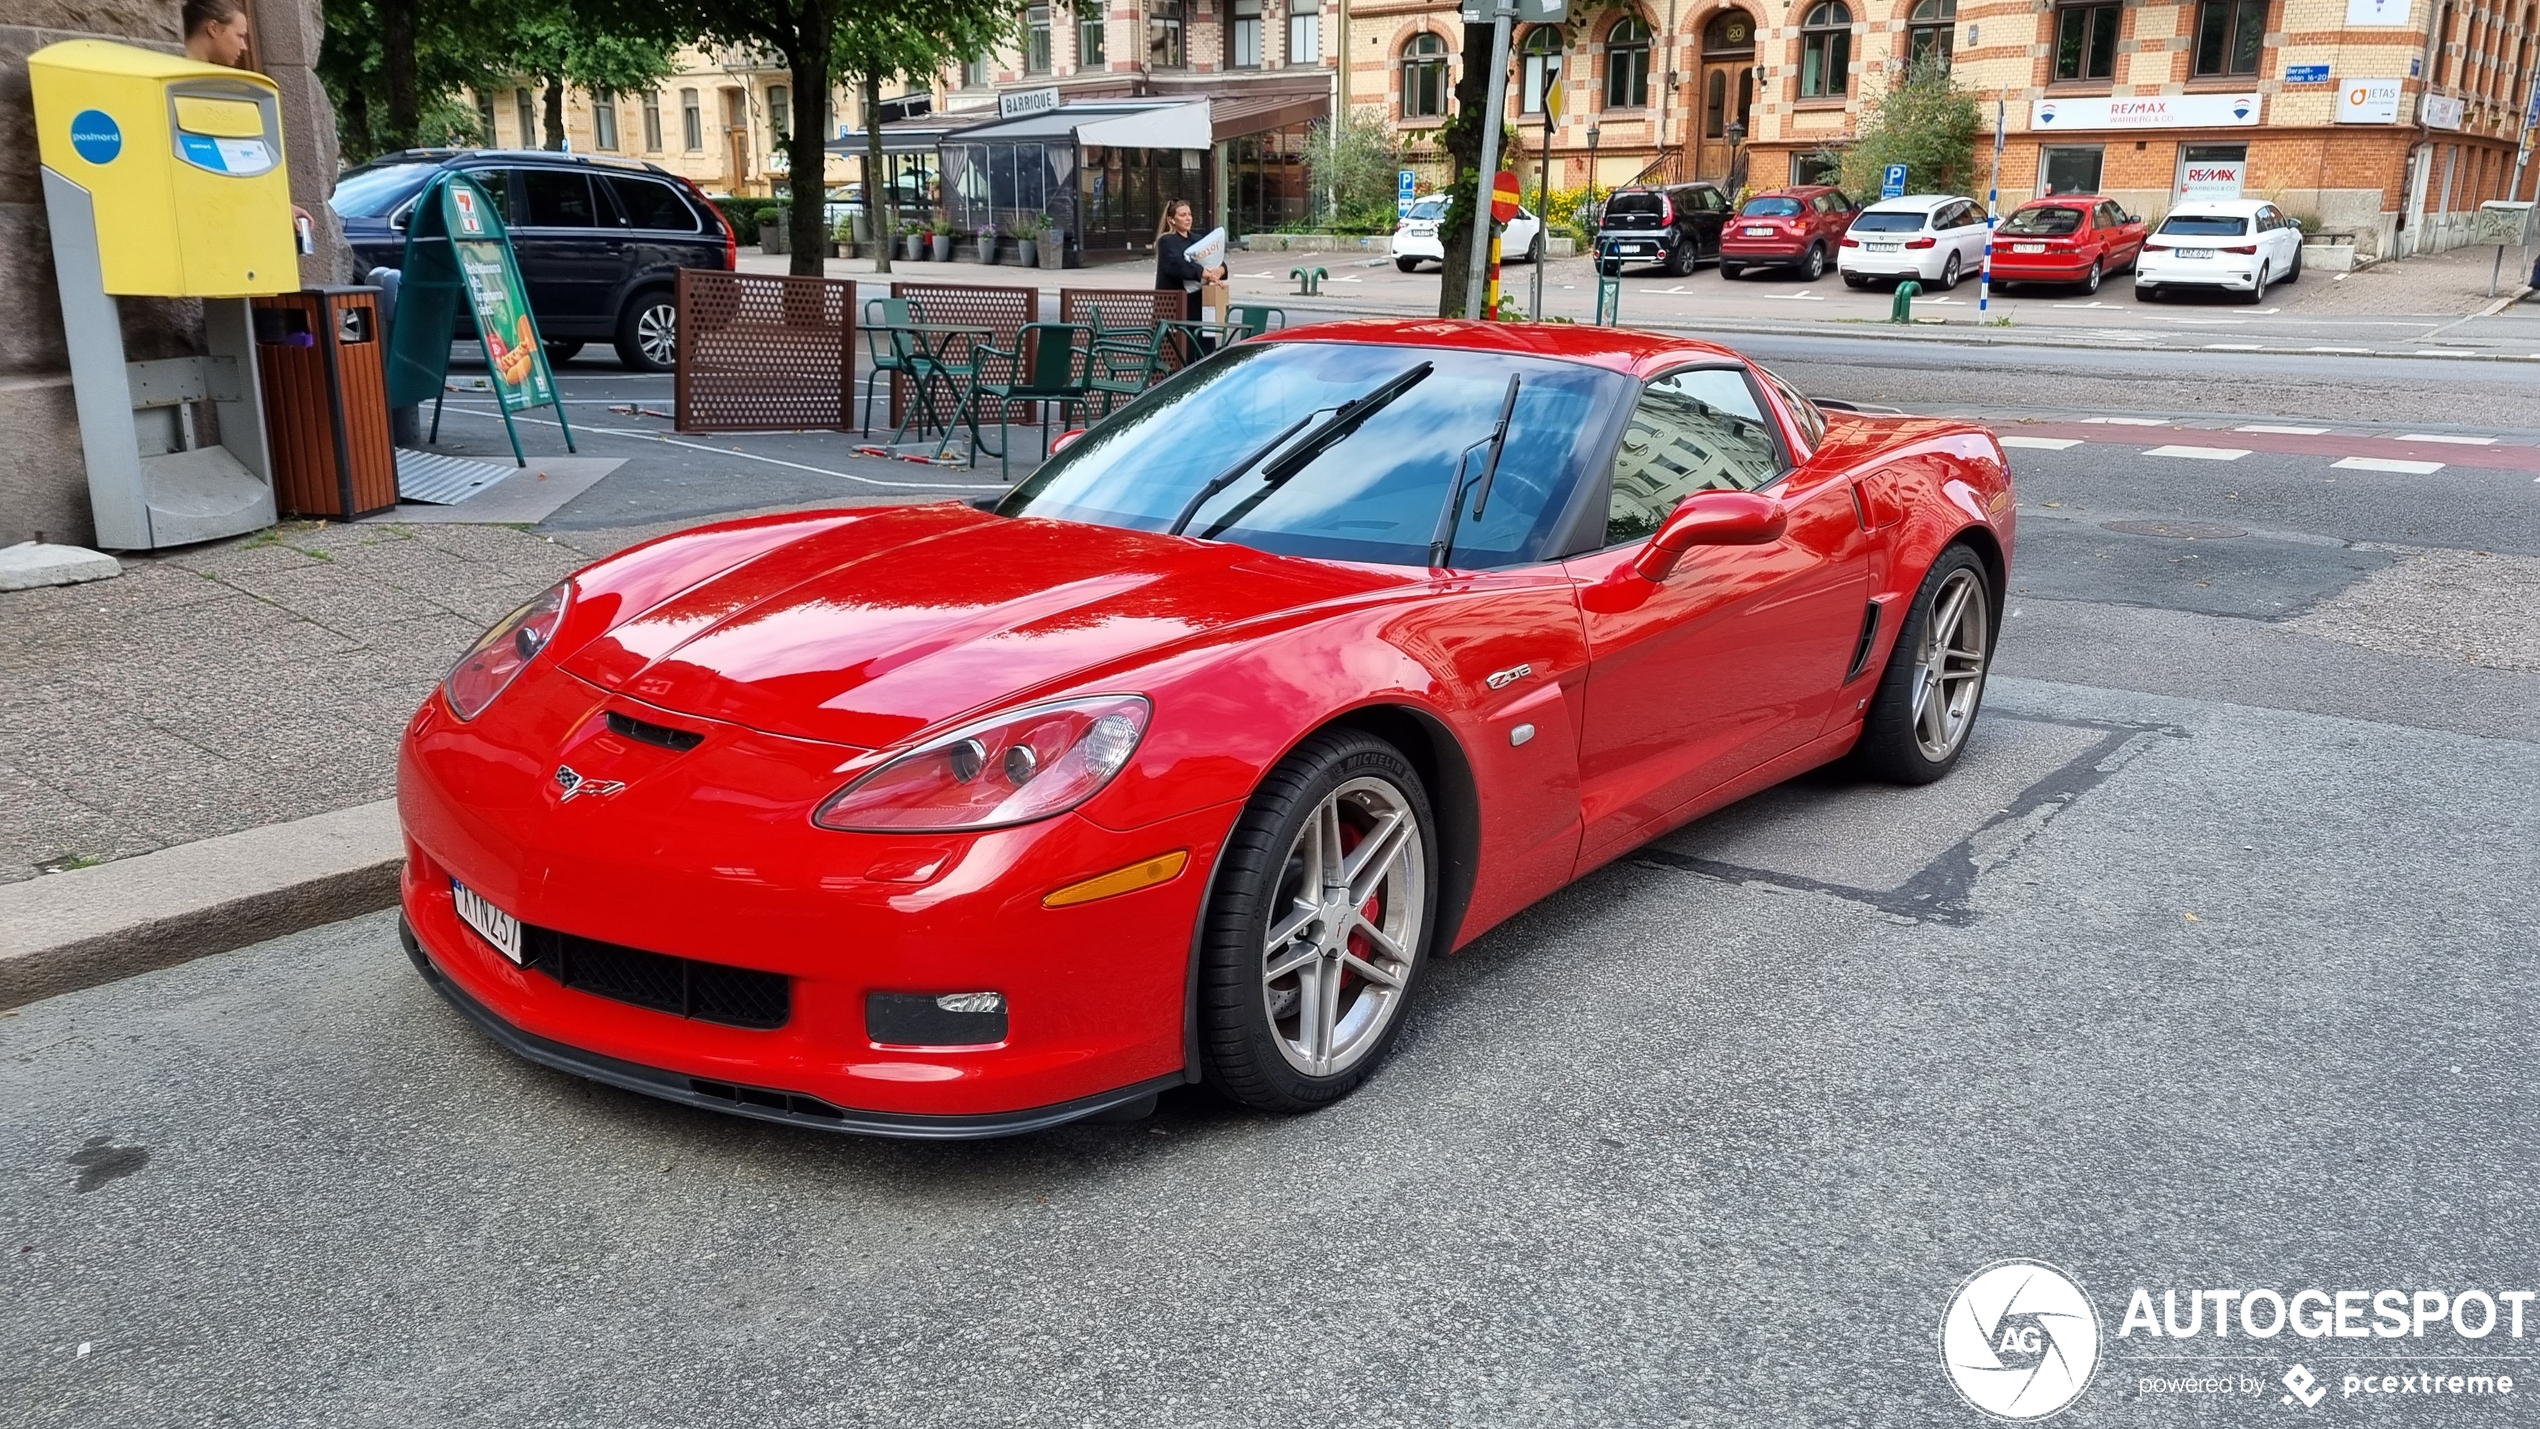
7 337 2536 1426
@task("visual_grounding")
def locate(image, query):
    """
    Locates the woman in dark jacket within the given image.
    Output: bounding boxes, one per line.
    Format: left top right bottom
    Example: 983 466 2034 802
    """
1154 199 1226 360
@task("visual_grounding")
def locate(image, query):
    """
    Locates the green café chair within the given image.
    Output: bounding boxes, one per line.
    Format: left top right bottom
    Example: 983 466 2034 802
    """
953 322 1096 480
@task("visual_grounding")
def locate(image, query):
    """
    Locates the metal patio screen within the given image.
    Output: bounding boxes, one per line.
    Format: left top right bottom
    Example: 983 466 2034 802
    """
887 281 1039 430
674 269 859 432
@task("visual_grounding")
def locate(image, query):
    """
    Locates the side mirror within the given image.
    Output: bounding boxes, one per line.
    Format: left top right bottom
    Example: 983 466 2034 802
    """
1634 490 1786 581
1049 427 1089 456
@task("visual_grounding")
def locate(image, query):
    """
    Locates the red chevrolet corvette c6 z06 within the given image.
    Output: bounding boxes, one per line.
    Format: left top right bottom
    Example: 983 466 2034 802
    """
398 319 2013 1138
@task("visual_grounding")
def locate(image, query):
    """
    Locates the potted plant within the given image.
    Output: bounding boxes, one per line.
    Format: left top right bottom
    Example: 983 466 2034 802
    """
900 220 924 262
929 223 953 263
1039 222 1065 270
1009 213 1046 268
978 225 1001 264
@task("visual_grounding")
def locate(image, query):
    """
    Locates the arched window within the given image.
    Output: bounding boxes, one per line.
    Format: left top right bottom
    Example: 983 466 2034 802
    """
1605 16 1651 109
1403 32 1450 119
1520 26 1564 114
1799 2 1851 97
1703 9 1756 54
1908 0 1956 68
2191 0 2269 77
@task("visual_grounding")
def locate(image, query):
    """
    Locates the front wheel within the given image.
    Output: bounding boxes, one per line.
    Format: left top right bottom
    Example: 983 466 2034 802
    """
2286 244 2303 283
543 341 584 364
614 289 678 372
1525 231 1544 263
1852 545 1994 784
1197 730 1436 1113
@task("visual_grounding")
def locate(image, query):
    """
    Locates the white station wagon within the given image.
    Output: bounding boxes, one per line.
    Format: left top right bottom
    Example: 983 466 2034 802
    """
2133 199 2305 303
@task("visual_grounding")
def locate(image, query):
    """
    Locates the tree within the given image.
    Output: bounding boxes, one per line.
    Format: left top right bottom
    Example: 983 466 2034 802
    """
498 10 683 150
836 0 1021 274
320 0 684 161
1305 109 1404 233
1432 22 1497 318
1837 58 1981 201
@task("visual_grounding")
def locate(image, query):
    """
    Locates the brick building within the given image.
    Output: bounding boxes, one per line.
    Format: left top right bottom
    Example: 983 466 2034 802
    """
1349 0 2536 258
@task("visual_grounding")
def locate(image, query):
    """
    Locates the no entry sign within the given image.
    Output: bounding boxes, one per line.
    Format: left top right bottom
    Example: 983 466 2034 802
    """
1491 170 1522 222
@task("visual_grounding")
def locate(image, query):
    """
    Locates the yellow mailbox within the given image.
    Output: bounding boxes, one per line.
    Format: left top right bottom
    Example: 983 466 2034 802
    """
29 39 296 549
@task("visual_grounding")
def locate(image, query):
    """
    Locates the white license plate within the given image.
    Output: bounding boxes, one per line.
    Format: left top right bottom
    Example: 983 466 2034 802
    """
1867 242 1902 252
2178 247 2216 259
1620 242 1651 253
452 879 523 964
2013 243 2046 253
1744 226 1774 236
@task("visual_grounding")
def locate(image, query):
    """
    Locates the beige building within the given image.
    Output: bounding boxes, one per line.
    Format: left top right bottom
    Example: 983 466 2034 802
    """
469 47 864 196
1349 0 2537 257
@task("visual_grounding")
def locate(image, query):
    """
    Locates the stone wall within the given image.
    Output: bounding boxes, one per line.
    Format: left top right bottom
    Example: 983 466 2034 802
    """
0 0 351 548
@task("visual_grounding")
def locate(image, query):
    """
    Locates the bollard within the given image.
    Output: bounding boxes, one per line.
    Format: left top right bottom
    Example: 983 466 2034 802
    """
1890 280 1923 323
1290 265 1327 296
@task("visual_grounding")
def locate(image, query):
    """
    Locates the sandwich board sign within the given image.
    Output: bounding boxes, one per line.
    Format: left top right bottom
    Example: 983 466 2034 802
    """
385 170 575 466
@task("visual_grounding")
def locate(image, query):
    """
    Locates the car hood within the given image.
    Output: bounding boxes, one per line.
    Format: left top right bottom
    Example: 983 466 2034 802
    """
559 504 1416 750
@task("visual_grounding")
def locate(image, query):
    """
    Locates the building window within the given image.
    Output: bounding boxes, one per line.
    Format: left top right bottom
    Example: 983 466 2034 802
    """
1604 16 1651 108
1520 26 1562 113
767 84 789 143
1799 3 1851 97
2054 1 2121 82
1027 5 1053 72
2191 0 2267 77
2040 144 2104 193
1081 11 1108 65
1790 148 1841 185
593 93 619 150
681 89 703 150
1907 0 1955 67
1149 0 1187 69
1231 0 1262 67
1403 32 1450 119
642 93 663 151
1290 8 1322 63
476 91 498 145
2432 3 2454 86
964 54 992 87
516 88 536 147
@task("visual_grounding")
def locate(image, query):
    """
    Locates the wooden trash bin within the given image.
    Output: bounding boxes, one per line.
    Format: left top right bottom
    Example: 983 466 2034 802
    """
252 286 398 519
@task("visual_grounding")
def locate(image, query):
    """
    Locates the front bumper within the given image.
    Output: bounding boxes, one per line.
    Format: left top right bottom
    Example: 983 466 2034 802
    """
397 676 1230 1132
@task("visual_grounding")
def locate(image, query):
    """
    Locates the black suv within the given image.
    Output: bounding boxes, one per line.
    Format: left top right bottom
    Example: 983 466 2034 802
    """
1595 181 1732 275
331 149 736 372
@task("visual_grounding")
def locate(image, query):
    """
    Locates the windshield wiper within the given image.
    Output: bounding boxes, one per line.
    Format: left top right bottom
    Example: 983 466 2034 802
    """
1178 361 1437 541
1163 409 1328 538
1427 374 1522 569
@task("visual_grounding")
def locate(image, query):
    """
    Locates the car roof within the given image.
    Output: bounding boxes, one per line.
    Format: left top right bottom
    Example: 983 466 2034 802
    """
362 147 673 177
1862 193 1964 211
2018 194 2104 207
1258 318 1742 379
1752 184 1839 196
2165 198 2271 214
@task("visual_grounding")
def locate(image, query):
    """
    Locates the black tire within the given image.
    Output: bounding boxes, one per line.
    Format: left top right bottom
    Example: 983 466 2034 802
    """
2079 260 2101 295
1801 243 1827 280
1396 256 1421 272
1720 262 1746 280
2245 261 2270 305
1995 279 2018 293
1843 273 1870 289
613 287 678 372
1197 729 1438 1114
1665 241 1698 276
543 341 584 364
1851 544 1995 786
2134 282 2160 302
2286 244 2302 283
1937 252 1963 290
1525 230 1544 263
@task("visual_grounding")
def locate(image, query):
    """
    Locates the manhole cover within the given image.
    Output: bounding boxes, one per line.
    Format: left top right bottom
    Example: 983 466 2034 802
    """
2099 519 2246 539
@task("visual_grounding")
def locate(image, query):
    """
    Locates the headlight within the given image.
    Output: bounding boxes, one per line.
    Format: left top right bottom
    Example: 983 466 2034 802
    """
813 695 1151 833
442 581 571 720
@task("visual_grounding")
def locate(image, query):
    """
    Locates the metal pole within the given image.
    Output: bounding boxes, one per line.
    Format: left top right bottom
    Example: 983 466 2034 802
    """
1533 100 1553 321
1979 92 2003 315
1465 0 1518 320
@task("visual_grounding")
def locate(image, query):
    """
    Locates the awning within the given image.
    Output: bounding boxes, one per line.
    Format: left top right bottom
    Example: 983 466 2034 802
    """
828 109 998 155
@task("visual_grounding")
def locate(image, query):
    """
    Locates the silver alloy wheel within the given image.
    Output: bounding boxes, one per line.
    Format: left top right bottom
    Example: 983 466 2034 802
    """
1910 567 1990 762
1940 252 1962 289
2082 260 2101 294
636 301 677 367
2248 262 2269 304
1261 775 1426 1078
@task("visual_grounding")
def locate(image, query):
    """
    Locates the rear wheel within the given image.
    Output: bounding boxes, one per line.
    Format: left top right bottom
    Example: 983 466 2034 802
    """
1197 730 1436 1114
2134 282 2161 302
1843 273 1870 289
1801 244 1827 280
613 288 678 372
2245 262 2270 305
1396 256 1420 272
1666 242 1698 276
1937 252 1963 290
1852 545 1993 785
1720 262 1746 280
2080 260 2102 295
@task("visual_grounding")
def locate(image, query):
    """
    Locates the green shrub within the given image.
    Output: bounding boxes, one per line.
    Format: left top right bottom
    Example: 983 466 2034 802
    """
1836 59 1981 201
1306 108 1408 234
708 196 787 235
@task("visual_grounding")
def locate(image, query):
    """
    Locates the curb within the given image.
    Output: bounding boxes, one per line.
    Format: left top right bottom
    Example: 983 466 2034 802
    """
0 800 402 1009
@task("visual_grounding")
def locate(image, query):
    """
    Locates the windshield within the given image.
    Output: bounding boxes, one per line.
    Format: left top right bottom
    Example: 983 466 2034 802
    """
330 161 438 218
1741 197 1804 217
2003 206 2085 235
2159 214 2249 236
1408 197 1447 221
1849 210 1930 232
1001 343 1629 569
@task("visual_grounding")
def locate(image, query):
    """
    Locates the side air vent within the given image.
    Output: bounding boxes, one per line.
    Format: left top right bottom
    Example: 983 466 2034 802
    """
607 710 705 752
1845 600 1883 683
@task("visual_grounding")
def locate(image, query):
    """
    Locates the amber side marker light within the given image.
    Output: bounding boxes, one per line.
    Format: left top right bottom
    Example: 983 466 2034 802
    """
1043 850 1190 908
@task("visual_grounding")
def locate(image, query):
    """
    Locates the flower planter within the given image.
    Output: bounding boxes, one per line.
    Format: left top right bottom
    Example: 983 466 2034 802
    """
1039 237 1066 270
903 235 924 261
1016 239 1038 267
930 234 953 262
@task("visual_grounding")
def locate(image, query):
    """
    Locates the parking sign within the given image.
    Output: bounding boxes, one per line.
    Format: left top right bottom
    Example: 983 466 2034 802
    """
1399 169 1417 217
1882 163 1909 199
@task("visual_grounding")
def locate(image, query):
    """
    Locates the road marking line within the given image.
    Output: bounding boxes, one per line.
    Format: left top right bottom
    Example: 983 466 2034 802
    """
1764 290 1827 300
435 407 1007 490
2394 433 2497 445
2236 424 2330 434
2078 416 2168 426
2052 301 2114 308
2143 445 2251 460
2414 349 2477 355
2305 345 2372 352
2333 457 2446 474
1999 436 2084 450
2204 343 2266 350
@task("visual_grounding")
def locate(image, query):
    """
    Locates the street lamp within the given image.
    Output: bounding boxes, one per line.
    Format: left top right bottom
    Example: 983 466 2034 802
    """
1586 121 1602 227
1725 117 1747 193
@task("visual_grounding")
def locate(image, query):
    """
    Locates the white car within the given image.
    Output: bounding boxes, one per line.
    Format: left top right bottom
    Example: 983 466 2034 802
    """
1837 193 1992 290
2133 199 2304 303
1392 194 1543 271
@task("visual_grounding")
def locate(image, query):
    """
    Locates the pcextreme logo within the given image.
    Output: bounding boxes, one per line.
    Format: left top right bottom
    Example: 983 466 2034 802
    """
1940 1260 2103 1420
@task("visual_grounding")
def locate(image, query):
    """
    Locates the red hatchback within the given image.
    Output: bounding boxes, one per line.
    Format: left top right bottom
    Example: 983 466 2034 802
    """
1720 186 1857 280
1989 196 2147 294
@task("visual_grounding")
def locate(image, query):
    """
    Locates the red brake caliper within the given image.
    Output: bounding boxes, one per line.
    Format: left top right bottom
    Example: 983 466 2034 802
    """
1337 823 1381 990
